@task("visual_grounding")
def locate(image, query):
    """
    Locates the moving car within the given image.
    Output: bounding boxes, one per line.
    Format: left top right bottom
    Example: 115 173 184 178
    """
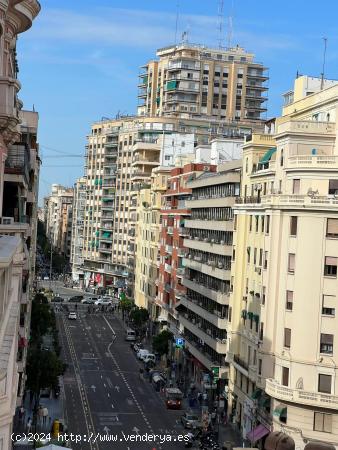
181 412 202 429
68 312 77 320
125 328 136 341
95 297 112 306
81 297 98 304
69 295 83 303
165 388 183 409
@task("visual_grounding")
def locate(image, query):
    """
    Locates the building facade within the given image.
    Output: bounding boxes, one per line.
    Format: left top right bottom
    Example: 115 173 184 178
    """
70 177 86 282
229 76 338 449
0 1 41 447
138 44 268 122
45 184 74 257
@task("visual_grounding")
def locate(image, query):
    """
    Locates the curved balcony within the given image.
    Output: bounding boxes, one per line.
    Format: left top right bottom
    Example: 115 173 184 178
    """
265 378 338 410
11 0 41 33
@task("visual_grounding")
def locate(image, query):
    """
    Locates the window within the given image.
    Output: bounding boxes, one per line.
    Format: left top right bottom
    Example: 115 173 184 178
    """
290 216 298 236
328 180 338 195
259 322 264 341
318 374 331 394
266 215 270 234
284 328 291 348
322 295 335 316
253 248 257 265
259 249 263 266
264 251 269 270
280 149 284 166
320 334 333 354
261 216 265 232
314 412 332 433
286 291 293 310
249 215 252 231
247 247 251 263
258 358 262 375
282 367 289 386
288 253 295 273
324 256 337 277
262 286 266 305
293 179 300 194
326 218 338 238
255 216 259 232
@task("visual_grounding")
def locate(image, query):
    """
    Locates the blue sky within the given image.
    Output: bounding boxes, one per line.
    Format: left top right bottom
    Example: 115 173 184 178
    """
17 0 338 201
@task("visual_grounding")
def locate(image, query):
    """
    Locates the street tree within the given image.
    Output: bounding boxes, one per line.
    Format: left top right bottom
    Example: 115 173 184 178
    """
152 330 173 357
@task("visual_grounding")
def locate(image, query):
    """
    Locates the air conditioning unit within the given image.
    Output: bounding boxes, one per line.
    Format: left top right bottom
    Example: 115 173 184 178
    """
1 217 14 225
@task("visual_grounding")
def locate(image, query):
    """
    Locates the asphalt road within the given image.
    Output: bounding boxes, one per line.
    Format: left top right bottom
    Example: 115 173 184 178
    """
56 309 188 450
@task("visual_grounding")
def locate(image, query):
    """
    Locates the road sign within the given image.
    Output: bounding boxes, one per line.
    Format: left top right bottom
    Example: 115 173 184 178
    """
175 337 185 348
211 366 220 379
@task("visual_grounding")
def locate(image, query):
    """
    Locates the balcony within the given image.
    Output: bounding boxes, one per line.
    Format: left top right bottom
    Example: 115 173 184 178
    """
178 227 189 236
167 226 173 234
180 315 227 353
183 258 230 281
176 267 185 277
286 154 338 170
131 171 151 180
182 277 229 305
184 219 233 232
277 119 336 136
164 263 172 273
180 296 228 329
184 237 232 257
233 354 249 376
165 245 173 254
5 144 30 183
265 378 338 410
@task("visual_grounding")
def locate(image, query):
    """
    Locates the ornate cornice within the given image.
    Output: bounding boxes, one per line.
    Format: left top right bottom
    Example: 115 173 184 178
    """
7 0 40 34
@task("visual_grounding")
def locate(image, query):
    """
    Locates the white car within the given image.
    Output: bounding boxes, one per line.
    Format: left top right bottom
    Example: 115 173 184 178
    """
137 349 150 360
143 353 156 364
68 312 77 320
95 298 112 306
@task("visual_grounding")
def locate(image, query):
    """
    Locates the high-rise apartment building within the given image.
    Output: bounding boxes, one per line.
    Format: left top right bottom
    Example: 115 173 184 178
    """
0 1 40 447
45 184 74 256
70 177 86 282
228 76 338 449
138 44 268 122
179 161 240 391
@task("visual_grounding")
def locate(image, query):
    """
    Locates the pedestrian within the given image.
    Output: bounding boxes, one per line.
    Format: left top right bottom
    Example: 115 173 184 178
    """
37 405 43 424
42 406 48 427
27 417 32 433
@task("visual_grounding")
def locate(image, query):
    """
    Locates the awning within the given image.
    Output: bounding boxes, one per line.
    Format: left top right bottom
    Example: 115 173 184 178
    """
246 424 269 442
259 147 276 164
273 404 287 418
251 388 263 400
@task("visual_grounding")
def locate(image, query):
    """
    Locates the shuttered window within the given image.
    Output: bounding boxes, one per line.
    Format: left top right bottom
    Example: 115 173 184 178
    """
293 179 300 194
314 412 332 433
320 334 333 354
286 291 293 310
322 295 335 316
288 254 295 273
290 216 298 236
284 328 291 348
282 367 289 386
324 256 337 277
326 218 338 237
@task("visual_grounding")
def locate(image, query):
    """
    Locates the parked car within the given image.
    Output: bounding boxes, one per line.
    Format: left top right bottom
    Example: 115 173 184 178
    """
143 353 156 364
181 412 202 429
51 297 64 303
68 312 77 320
69 296 83 303
137 349 150 360
81 297 98 304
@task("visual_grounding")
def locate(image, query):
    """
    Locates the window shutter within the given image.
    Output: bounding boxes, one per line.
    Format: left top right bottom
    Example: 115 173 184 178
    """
324 414 332 433
325 256 337 266
321 333 333 345
284 328 291 347
323 295 335 309
314 412 324 431
327 218 338 236
288 254 295 272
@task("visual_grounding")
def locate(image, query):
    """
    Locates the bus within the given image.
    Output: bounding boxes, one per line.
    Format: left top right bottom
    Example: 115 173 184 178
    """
125 328 136 341
165 388 183 410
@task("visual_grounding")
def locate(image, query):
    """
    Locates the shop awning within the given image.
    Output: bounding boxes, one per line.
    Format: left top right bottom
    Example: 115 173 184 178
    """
259 147 276 164
273 404 287 418
246 424 269 442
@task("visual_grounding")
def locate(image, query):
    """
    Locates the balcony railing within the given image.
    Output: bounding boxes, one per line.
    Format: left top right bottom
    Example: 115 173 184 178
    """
265 378 338 410
5 144 30 182
233 354 249 371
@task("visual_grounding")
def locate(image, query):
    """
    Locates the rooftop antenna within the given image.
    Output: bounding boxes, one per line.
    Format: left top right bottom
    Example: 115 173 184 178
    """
217 0 225 48
174 1 180 45
320 37 327 90
226 0 235 49
182 30 188 44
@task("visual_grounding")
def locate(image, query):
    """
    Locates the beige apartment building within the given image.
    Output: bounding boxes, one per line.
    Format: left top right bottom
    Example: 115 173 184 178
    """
70 177 86 282
138 43 268 122
134 167 171 311
228 76 338 449
0 1 41 448
45 184 73 257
